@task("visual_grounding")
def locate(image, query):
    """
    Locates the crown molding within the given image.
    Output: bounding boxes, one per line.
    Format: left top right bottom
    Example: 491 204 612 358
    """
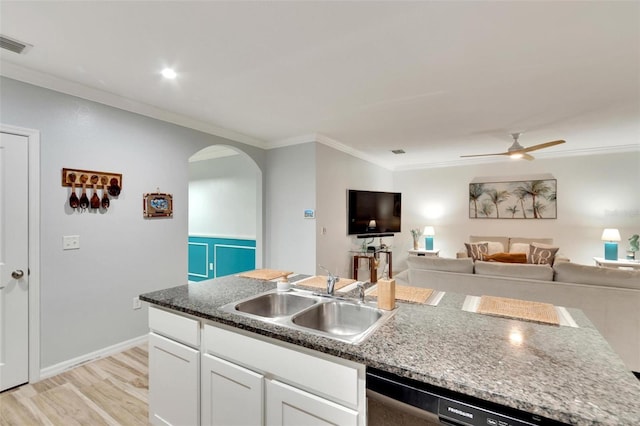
268 133 393 170
0 60 267 149
3 61 636 172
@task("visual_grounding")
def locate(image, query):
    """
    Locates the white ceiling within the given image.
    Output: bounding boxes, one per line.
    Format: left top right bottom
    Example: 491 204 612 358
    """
1 1 638 170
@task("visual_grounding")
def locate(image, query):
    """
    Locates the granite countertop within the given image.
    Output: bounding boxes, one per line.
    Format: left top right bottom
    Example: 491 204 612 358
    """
139 274 640 425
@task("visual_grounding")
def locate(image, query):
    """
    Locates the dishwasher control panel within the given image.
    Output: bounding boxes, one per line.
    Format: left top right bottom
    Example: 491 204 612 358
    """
439 398 537 426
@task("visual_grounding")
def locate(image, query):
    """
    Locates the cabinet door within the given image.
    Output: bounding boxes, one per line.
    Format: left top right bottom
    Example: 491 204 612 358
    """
266 379 358 426
149 333 199 426
201 353 264 426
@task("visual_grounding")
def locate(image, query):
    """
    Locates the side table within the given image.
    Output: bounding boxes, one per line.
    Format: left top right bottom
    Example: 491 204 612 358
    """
352 250 392 283
408 249 440 257
593 257 640 270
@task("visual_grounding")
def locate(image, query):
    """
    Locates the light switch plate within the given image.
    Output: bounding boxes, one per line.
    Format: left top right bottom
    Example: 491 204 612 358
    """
63 235 80 250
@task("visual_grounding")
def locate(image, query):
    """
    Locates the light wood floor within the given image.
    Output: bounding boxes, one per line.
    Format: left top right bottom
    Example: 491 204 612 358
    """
0 343 149 426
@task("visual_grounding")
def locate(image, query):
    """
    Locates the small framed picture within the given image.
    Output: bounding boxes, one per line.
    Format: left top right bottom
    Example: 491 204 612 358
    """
144 192 173 218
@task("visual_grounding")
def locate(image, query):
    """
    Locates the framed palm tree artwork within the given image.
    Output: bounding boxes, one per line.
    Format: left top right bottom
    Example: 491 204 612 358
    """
469 178 557 219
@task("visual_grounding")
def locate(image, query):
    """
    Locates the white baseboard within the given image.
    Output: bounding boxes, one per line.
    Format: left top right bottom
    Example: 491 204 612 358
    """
39 334 149 380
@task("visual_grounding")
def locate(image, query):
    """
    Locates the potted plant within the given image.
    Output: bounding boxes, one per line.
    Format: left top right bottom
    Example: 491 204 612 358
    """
628 234 639 260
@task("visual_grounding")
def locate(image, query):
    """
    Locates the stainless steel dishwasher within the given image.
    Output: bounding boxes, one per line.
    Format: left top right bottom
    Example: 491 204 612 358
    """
366 367 568 426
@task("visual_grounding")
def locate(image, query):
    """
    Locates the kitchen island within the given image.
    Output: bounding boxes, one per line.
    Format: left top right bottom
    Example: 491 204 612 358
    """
140 274 640 425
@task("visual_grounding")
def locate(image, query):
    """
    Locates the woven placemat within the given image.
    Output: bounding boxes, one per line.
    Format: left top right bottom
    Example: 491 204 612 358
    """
370 285 434 304
238 269 292 280
295 276 355 290
477 296 559 325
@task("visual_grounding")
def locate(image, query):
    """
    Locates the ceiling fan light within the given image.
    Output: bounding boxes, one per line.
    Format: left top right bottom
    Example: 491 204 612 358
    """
510 152 524 159
161 68 177 79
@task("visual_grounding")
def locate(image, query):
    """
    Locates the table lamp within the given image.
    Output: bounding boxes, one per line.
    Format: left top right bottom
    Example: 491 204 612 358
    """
601 228 621 261
423 226 435 250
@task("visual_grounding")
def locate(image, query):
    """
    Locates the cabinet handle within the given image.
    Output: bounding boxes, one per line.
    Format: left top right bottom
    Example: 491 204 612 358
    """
12 269 24 279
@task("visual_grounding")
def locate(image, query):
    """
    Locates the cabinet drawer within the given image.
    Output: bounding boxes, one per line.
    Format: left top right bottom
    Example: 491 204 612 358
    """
149 306 200 347
203 323 362 409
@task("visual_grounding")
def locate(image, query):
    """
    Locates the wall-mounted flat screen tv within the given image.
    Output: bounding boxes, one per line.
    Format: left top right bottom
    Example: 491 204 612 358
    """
347 190 401 236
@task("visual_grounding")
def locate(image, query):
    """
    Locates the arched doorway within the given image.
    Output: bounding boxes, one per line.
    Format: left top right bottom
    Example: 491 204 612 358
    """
187 145 262 281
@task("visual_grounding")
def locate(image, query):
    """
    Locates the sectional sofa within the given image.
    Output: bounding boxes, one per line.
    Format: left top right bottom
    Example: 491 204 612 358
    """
394 237 640 373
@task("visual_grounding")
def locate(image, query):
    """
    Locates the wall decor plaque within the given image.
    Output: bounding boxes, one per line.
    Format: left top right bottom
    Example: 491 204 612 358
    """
469 178 557 219
143 192 173 218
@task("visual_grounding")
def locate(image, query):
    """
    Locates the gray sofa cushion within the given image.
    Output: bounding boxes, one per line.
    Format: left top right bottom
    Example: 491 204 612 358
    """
474 260 554 281
407 256 474 274
554 262 640 289
509 237 553 248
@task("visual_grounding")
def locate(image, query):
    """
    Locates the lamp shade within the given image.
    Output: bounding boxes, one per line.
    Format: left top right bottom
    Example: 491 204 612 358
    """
601 229 621 242
368 220 376 228
423 226 435 236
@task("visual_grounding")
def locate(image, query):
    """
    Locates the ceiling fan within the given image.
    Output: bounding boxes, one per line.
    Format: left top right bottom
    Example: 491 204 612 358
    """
461 133 565 161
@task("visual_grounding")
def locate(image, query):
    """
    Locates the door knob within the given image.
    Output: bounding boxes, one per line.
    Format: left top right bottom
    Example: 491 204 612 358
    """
12 270 24 279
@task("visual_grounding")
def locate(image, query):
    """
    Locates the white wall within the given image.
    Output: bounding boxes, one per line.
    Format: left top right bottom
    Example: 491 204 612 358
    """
394 152 640 270
189 154 259 239
0 77 266 368
265 143 317 274
316 144 393 279
264 142 393 279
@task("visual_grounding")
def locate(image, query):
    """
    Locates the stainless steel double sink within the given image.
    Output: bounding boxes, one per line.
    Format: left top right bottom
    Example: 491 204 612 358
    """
220 288 396 344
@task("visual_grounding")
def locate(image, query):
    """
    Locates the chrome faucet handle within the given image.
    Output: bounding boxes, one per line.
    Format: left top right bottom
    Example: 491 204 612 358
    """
327 275 338 296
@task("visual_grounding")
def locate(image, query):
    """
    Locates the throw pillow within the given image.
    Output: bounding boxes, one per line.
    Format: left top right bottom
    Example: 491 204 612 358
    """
465 242 489 261
528 243 560 266
483 252 528 264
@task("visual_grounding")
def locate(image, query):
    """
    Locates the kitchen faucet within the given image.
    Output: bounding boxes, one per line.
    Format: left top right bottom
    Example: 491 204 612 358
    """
319 266 339 296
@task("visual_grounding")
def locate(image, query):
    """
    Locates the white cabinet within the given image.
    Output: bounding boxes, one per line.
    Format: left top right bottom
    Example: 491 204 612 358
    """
147 307 366 426
148 307 201 426
201 353 263 426
149 333 200 426
202 323 366 426
266 379 358 426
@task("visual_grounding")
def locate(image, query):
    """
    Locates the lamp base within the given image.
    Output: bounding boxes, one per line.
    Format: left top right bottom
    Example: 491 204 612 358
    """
425 236 434 251
604 242 618 261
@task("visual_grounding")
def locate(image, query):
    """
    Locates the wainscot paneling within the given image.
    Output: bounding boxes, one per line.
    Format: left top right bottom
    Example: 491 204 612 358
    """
188 236 256 281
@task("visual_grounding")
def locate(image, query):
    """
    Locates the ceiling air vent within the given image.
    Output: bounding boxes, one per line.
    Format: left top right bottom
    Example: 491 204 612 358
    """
391 149 406 155
0 35 32 54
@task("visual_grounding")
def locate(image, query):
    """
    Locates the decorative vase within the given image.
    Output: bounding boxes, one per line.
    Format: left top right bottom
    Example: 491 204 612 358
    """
412 238 419 250
627 250 636 260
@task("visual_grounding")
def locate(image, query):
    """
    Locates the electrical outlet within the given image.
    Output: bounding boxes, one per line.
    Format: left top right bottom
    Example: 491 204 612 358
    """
209 263 214 271
132 296 141 310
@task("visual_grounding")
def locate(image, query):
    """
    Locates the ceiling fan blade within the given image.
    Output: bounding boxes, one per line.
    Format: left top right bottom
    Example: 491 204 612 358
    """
460 152 509 158
522 153 535 161
522 140 565 153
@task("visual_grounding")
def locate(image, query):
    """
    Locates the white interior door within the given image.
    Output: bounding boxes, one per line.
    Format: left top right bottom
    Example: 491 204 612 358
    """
0 131 29 391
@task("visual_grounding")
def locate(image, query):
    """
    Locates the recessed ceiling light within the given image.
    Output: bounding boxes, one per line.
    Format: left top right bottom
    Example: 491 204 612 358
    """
161 68 177 79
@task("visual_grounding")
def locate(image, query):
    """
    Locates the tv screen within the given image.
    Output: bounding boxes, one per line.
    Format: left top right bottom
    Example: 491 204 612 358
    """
347 190 401 236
